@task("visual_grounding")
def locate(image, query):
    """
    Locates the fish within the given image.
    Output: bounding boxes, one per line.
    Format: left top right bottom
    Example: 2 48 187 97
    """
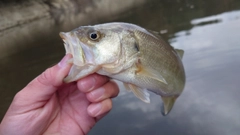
59 22 185 115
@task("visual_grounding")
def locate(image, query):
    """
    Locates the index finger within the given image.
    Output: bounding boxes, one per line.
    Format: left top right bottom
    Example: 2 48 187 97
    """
14 54 72 105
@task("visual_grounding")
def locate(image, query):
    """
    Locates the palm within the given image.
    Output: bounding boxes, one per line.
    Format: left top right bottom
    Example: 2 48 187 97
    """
0 56 119 135
43 83 96 135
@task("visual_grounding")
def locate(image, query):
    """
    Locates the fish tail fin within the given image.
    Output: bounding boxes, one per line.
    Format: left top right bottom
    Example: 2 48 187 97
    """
161 96 178 116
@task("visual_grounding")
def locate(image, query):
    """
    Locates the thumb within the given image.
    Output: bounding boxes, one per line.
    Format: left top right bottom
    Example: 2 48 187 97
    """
14 54 72 106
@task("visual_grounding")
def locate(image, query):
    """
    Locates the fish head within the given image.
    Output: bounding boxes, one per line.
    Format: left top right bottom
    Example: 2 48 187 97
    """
60 26 122 67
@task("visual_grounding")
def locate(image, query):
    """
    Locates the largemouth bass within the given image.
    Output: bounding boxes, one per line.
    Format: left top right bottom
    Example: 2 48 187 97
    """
59 22 185 115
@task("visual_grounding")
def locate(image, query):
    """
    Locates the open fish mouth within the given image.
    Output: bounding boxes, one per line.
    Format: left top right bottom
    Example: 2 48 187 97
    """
60 32 88 66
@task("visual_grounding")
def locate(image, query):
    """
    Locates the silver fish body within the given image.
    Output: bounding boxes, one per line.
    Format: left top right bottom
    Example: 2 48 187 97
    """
60 22 185 115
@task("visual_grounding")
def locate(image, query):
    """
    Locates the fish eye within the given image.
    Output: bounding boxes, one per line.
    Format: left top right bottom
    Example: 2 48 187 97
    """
89 32 100 41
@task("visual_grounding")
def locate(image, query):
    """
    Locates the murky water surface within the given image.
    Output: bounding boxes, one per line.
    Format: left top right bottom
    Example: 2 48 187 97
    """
1 0 240 135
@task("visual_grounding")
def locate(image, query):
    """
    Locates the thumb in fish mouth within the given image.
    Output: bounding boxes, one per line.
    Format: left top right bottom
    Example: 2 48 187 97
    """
59 32 67 39
161 96 177 116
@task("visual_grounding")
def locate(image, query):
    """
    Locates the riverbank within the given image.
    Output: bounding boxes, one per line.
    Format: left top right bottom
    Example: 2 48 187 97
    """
0 0 146 58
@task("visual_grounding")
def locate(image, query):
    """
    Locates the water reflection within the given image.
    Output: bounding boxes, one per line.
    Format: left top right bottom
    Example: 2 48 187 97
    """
89 4 240 135
1 0 240 135
170 10 240 134
191 10 240 26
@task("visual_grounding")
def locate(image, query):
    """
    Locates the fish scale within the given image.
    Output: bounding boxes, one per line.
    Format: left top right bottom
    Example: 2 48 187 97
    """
60 22 185 115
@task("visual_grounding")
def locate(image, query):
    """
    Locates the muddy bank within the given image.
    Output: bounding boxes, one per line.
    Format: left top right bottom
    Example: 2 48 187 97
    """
0 0 146 59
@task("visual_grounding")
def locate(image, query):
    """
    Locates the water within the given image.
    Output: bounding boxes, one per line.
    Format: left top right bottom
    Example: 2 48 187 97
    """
1 0 240 135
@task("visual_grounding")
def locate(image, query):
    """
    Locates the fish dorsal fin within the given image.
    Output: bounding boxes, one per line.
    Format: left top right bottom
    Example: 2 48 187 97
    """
146 29 184 60
145 29 163 40
174 49 184 59
161 96 178 116
125 83 150 103
136 63 168 85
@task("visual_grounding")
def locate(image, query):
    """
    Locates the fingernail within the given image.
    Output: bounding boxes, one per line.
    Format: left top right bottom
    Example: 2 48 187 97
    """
58 54 72 67
90 87 105 100
79 76 96 92
88 103 102 116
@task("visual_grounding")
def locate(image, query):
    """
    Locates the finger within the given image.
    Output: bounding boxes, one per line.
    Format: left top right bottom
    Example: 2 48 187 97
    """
86 81 119 102
77 73 109 93
87 99 112 117
95 111 110 122
14 54 72 105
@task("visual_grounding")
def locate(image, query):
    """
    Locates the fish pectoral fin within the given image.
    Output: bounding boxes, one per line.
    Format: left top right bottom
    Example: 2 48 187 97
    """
127 83 150 103
64 65 100 83
123 82 132 92
161 96 178 116
174 49 184 59
136 64 167 84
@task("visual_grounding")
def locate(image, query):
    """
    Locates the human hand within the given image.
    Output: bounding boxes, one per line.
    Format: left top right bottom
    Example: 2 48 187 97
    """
0 54 119 135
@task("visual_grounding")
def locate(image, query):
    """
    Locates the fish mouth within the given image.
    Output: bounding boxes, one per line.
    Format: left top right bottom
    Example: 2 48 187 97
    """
60 32 95 66
60 32 85 66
